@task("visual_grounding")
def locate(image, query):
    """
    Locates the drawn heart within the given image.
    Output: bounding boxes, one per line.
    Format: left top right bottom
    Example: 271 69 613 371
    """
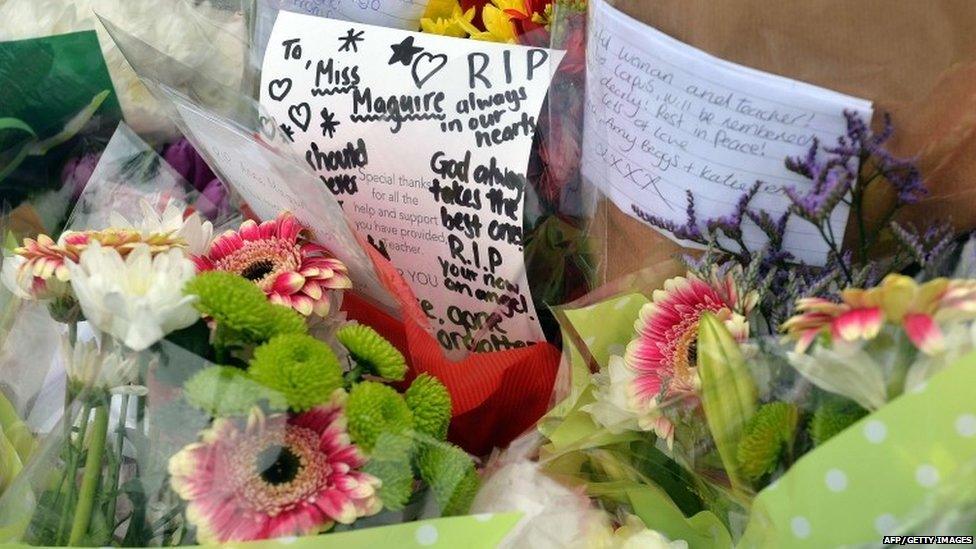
257 115 277 140
267 78 292 102
411 52 448 89
288 102 311 131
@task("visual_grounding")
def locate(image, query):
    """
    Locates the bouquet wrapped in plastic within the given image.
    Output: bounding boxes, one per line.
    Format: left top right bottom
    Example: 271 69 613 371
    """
538 110 976 547
0 125 507 546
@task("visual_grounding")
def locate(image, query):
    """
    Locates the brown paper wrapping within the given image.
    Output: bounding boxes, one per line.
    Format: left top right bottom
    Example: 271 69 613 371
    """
596 0 976 282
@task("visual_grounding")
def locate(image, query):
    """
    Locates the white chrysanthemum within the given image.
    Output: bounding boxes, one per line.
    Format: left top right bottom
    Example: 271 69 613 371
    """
61 336 144 395
609 515 689 549
471 458 608 549
109 199 213 255
0 0 246 141
66 242 199 351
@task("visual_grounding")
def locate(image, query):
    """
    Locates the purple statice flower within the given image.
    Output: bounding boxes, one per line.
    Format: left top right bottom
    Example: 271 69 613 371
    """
783 166 852 223
785 111 926 222
61 151 102 200
890 220 955 270
633 190 704 243
706 182 761 240
827 111 926 204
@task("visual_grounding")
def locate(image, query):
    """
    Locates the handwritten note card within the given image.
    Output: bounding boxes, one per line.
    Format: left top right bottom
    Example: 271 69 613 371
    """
582 0 873 264
261 12 563 354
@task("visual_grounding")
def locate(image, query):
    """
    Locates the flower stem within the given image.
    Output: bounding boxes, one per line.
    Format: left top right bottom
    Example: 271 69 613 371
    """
68 402 109 546
102 393 130 540
55 403 92 544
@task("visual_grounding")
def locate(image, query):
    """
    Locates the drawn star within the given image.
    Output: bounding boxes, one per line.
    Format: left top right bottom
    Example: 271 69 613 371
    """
279 123 295 142
388 36 423 66
338 28 364 53
320 108 340 139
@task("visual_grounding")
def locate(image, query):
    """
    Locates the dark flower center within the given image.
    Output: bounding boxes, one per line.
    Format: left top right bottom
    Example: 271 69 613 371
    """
686 339 698 367
241 259 275 281
256 445 301 486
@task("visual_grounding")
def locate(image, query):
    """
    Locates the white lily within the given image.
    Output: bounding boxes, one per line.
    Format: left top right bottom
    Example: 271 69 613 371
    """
66 242 199 351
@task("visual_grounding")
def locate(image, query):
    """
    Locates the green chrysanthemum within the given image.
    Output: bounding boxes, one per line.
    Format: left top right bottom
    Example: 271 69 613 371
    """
337 324 407 381
736 401 799 482
810 401 867 446
404 374 452 440
363 432 416 510
345 381 414 451
183 366 288 416
247 334 343 411
185 272 307 344
415 442 480 516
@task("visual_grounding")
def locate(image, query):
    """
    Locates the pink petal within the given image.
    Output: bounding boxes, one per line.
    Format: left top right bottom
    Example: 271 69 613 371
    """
239 220 261 241
271 272 306 295
903 313 945 355
316 489 357 524
312 296 332 317
277 215 302 242
302 281 323 300
833 307 882 342
795 329 820 353
291 295 314 316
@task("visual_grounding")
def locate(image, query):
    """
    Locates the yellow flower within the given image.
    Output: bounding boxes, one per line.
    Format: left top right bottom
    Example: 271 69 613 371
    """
420 1 475 38
460 1 520 43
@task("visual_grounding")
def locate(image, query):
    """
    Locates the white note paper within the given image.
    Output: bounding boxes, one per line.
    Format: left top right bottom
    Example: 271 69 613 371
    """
261 12 564 354
582 0 873 264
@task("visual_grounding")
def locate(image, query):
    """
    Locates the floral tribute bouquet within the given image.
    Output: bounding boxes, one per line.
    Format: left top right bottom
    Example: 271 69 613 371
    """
0 129 517 547
535 112 976 547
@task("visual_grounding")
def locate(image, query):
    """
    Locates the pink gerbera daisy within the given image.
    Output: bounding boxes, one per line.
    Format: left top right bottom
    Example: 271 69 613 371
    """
625 273 753 422
168 396 381 543
193 213 351 317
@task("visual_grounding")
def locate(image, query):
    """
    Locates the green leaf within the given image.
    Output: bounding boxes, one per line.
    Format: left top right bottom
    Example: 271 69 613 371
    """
697 312 758 497
0 425 24 493
627 485 733 549
0 392 33 463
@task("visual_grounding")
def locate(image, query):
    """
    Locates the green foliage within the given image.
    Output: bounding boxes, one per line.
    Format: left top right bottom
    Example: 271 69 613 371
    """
248 334 343 411
736 402 799 482
810 400 867 446
362 432 416 510
183 366 287 417
185 272 306 345
345 382 414 451
415 442 480 516
337 324 407 381
697 312 758 495
404 374 452 440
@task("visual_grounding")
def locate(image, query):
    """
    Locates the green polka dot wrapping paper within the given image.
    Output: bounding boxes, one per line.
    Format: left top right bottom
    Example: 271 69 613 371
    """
739 351 976 548
551 292 976 548
0 513 520 549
